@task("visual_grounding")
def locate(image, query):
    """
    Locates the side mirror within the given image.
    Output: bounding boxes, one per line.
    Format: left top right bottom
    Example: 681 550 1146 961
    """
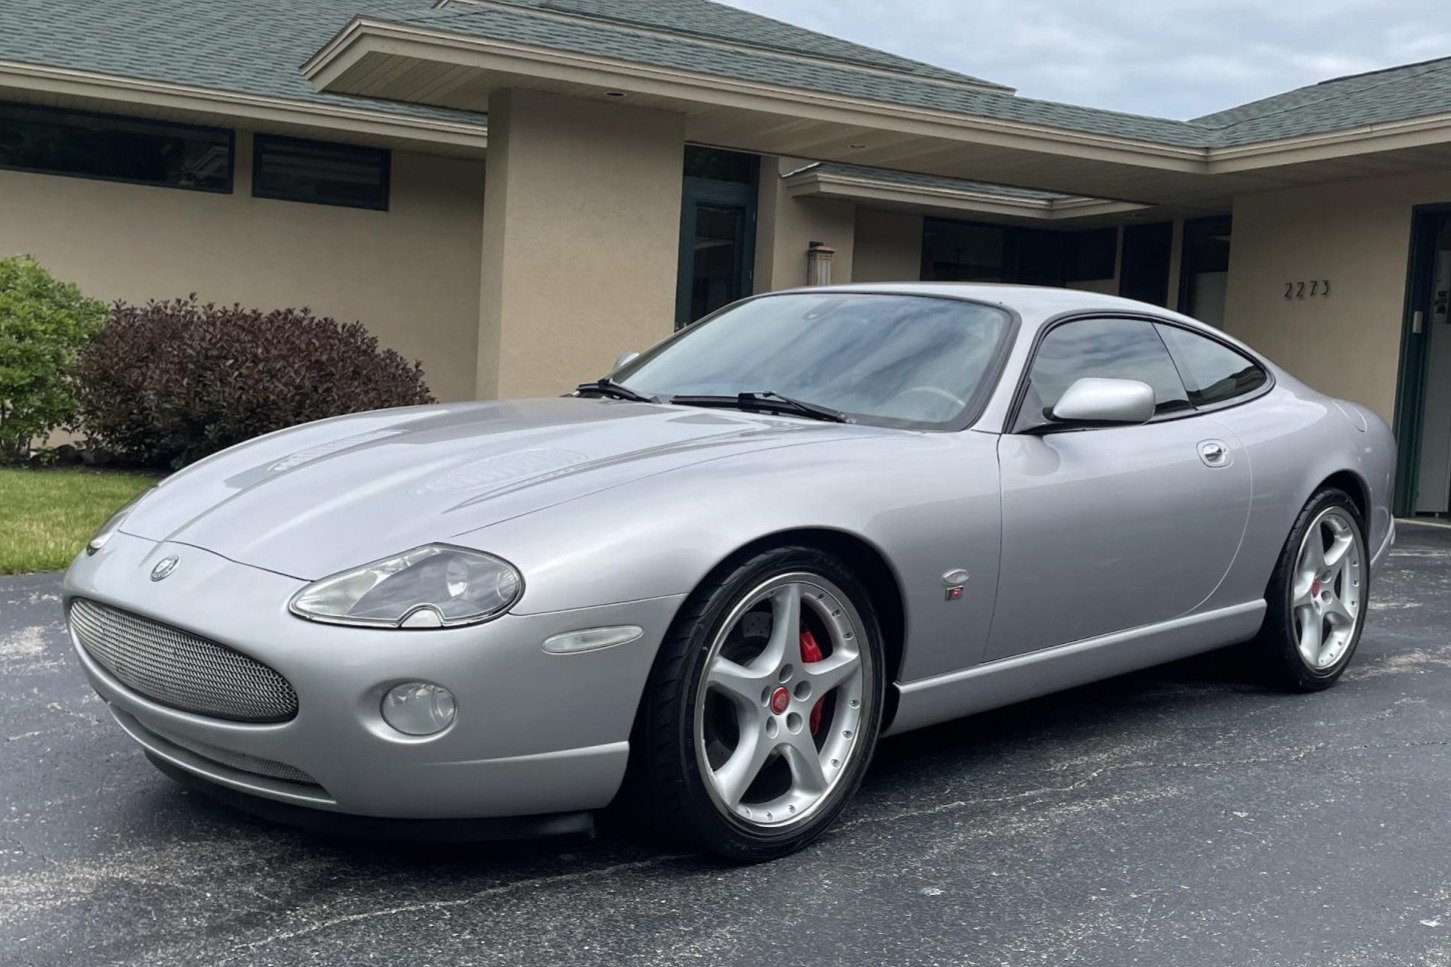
1048 377 1155 428
613 351 640 372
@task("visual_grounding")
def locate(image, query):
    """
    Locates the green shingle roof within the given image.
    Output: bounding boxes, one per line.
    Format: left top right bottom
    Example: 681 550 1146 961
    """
1193 56 1451 146
391 5 1210 146
475 0 1010 88
0 0 483 126
1 0 1449 153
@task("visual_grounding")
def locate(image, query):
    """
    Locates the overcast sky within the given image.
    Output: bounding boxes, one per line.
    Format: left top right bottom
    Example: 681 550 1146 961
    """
718 0 1450 119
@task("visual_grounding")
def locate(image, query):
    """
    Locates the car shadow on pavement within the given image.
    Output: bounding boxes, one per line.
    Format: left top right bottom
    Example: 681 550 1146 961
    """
142 643 1267 867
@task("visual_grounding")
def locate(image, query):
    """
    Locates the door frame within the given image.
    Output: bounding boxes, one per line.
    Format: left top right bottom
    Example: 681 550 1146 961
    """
1392 203 1451 515
675 161 758 328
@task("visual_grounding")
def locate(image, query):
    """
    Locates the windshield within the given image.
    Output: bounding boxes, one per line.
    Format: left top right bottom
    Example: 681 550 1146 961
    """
615 293 1014 429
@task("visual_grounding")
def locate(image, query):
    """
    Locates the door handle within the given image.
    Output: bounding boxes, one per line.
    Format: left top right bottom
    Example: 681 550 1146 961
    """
1199 440 1231 467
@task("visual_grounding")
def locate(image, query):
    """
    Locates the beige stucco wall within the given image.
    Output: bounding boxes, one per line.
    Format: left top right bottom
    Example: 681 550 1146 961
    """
1225 169 1451 423
853 208 923 283
754 157 856 291
0 131 486 403
478 89 685 399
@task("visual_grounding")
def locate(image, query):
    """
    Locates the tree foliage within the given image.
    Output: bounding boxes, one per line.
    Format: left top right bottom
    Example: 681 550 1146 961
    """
0 256 107 461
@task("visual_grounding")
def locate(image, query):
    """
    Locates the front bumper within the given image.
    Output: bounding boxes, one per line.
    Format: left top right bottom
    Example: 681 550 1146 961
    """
65 533 683 821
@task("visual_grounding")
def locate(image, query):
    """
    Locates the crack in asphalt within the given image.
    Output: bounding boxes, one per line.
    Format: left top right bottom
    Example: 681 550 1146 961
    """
842 736 1451 835
206 855 686 964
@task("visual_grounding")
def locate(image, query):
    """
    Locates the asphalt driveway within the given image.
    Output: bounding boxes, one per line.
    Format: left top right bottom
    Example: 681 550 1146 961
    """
3 524 1451 967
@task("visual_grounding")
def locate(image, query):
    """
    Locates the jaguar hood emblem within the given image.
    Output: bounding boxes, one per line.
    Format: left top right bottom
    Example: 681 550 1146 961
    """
150 556 179 582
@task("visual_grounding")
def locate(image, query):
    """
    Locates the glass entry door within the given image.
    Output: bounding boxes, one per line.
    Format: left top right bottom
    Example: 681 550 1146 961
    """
1178 216 1232 327
676 147 757 328
683 201 748 322
1399 208 1451 515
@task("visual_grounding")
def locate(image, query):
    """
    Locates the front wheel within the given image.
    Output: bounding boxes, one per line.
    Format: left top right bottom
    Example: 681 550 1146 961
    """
632 546 885 862
1257 488 1369 691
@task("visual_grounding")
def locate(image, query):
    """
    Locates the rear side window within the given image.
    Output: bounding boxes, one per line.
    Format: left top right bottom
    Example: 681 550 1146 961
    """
1017 317 1190 429
1157 325 1268 407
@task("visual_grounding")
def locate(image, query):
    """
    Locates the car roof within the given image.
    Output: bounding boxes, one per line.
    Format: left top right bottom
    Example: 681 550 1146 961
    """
789 282 1173 319
764 281 1276 377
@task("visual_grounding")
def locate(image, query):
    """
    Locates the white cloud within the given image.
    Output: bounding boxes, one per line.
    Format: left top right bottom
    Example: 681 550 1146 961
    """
717 0 1450 119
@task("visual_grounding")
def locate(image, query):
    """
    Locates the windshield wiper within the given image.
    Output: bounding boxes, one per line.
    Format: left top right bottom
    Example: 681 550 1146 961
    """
575 378 658 403
668 391 852 424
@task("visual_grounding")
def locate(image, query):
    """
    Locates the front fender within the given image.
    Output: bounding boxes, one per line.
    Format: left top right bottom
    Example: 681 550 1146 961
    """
458 430 1004 682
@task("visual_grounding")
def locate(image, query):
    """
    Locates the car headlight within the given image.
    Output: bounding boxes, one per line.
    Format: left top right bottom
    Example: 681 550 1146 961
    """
86 489 155 555
289 545 523 630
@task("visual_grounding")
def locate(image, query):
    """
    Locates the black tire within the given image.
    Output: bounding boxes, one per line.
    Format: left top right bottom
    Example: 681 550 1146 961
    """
1255 487 1369 691
629 545 886 862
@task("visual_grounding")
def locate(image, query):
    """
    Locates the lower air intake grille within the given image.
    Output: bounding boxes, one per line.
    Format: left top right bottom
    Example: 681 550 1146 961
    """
146 722 320 787
70 598 298 723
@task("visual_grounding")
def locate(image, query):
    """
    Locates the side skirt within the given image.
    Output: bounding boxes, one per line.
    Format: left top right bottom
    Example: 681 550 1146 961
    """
885 601 1267 736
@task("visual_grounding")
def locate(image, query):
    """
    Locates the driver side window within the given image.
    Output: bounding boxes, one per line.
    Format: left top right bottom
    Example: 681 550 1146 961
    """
1016 318 1191 431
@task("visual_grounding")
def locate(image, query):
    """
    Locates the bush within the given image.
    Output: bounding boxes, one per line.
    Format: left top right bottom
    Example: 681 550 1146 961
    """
0 256 107 461
75 298 434 467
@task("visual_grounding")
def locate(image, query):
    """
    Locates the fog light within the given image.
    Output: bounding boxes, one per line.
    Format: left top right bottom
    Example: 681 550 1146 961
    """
382 682 456 736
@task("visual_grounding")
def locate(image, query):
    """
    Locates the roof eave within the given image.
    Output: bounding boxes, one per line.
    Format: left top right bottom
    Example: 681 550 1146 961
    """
1206 111 1451 171
300 18 1451 199
0 57 488 156
783 167 1150 222
304 19 1208 164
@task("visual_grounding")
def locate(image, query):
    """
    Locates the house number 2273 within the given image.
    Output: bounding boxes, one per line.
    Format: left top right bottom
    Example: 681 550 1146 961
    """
1284 280 1331 299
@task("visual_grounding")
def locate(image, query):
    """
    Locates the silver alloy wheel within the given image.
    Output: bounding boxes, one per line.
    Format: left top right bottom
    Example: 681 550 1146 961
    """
1291 506 1365 670
693 572 871 829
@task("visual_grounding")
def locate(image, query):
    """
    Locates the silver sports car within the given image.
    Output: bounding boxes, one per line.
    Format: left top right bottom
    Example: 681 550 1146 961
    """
65 284 1396 861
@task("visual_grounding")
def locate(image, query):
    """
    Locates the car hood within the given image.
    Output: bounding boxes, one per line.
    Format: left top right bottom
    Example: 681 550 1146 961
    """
120 397 888 579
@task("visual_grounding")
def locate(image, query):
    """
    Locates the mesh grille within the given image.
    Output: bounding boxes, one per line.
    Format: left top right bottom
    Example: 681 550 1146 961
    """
144 722 320 787
70 599 298 723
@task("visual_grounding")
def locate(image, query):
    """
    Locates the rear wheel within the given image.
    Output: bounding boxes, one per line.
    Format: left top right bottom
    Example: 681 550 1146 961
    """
633 546 885 862
1257 489 1368 691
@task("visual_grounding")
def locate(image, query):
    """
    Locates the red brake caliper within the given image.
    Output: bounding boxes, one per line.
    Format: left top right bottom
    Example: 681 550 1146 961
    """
799 629 826 735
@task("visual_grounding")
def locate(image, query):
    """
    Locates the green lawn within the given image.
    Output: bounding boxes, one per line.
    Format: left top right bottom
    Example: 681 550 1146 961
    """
0 467 159 575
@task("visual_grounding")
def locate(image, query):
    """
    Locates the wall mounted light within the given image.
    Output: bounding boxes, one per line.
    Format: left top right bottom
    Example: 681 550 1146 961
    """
807 241 836 286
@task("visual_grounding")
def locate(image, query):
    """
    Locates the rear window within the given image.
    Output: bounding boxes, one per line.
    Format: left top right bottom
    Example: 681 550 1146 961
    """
1157 325 1268 408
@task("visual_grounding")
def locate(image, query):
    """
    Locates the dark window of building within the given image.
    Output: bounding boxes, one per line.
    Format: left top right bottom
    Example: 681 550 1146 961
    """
683 145 756 184
1119 221 1174 306
1157 324 1267 408
1017 317 1190 429
1012 228 1062 286
922 219 1007 281
676 147 758 326
1062 228 1117 282
252 135 390 210
1177 215 1232 326
0 101 232 192
922 219 1118 287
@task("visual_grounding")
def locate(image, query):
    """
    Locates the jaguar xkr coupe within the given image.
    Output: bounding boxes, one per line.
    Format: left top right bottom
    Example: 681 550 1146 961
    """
65 284 1395 861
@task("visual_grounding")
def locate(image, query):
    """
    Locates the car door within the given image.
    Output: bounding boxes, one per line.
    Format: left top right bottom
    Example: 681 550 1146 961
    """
986 315 1252 661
